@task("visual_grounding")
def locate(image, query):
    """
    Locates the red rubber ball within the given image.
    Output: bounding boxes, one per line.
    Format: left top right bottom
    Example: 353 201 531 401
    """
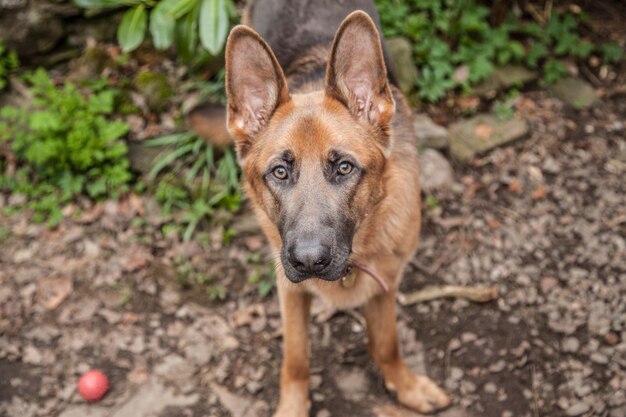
77 370 109 401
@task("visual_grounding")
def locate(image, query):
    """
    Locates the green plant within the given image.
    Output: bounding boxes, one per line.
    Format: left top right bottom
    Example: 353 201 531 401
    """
246 253 276 297
492 88 519 120
146 132 241 241
74 0 235 60
375 0 624 102
0 69 131 225
173 255 227 300
0 40 19 90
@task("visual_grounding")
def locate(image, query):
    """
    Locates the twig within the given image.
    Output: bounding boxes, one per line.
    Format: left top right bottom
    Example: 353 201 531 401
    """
398 285 498 306
531 364 540 417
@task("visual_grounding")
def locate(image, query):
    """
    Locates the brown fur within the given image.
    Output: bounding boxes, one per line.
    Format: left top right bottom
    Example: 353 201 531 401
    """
222 7 451 417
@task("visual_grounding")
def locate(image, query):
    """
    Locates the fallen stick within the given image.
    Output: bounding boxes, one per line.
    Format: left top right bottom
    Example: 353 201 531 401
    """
398 285 498 306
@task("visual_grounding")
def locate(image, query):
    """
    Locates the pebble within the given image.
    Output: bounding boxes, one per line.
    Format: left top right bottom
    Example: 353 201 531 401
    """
562 337 580 353
566 402 591 416
484 382 497 394
590 352 609 365
449 367 464 381
448 338 462 351
489 360 506 373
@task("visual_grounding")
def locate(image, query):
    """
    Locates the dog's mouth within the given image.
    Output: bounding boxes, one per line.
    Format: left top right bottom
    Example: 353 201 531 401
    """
280 257 350 284
281 259 389 293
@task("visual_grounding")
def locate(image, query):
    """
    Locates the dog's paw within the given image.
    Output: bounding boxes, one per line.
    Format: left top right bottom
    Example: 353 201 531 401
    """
394 374 451 414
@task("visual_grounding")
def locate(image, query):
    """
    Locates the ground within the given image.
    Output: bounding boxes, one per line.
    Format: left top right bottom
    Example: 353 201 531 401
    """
1 89 625 417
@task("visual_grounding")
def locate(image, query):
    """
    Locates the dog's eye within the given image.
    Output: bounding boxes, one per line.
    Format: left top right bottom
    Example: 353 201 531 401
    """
272 166 288 180
337 161 353 176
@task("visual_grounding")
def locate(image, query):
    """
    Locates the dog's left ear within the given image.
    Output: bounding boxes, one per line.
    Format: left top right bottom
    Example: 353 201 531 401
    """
325 11 395 134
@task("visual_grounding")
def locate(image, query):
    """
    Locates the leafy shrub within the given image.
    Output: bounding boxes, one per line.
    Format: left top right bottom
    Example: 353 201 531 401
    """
0 40 19 90
0 69 131 224
145 132 241 241
74 0 234 60
375 0 624 101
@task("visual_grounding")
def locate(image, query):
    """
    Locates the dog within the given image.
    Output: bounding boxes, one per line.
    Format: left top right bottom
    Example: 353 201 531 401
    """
192 1 451 415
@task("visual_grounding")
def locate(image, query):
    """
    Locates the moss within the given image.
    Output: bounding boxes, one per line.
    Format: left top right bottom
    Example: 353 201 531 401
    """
133 70 173 112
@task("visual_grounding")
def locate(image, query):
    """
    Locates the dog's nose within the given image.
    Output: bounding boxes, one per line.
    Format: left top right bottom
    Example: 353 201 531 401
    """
288 239 331 276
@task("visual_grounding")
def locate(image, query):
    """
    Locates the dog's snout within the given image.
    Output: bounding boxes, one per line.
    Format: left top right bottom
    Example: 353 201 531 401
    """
287 239 331 276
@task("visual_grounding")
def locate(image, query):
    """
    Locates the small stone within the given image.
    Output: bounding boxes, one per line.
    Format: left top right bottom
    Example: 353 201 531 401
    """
419 149 454 192
474 65 538 97
590 352 609 365
549 77 598 109
448 338 462 351
461 332 478 343
414 115 449 150
540 276 559 294
449 367 464 381
316 410 331 417
566 402 591 416
334 368 369 401
489 360 506 373
562 337 580 353
484 382 497 394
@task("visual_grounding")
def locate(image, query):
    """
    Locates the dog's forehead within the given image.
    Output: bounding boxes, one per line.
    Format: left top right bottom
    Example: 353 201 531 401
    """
261 93 366 160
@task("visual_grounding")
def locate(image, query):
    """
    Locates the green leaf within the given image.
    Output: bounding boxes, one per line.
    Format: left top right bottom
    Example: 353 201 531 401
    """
73 0 130 8
154 0 197 19
600 42 624 64
176 1 200 61
150 8 176 50
199 0 229 55
117 5 147 53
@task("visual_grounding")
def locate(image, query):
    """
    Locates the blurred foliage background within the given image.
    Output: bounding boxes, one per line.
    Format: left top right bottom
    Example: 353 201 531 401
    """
0 0 624 238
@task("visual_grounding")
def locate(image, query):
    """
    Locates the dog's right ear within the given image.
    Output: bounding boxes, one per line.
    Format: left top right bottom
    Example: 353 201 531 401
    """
225 26 290 158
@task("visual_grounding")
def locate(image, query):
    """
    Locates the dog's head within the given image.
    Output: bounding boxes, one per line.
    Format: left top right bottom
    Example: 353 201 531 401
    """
225 11 394 283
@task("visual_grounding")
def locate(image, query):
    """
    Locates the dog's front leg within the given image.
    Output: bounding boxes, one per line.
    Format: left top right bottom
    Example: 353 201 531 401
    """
275 284 312 417
363 288 451 414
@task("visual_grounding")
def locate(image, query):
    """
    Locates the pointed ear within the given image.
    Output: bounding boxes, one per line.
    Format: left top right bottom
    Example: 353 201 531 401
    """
325 11 395 133
225 25 290 158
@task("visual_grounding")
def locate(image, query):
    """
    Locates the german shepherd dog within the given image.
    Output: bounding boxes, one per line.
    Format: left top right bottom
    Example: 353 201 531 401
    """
197 0 452 415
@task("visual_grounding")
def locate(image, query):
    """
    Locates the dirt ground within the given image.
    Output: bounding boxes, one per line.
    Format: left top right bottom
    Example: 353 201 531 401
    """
1 85 625 417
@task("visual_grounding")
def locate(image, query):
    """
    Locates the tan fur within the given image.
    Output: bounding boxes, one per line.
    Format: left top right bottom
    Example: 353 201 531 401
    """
224 10 450 416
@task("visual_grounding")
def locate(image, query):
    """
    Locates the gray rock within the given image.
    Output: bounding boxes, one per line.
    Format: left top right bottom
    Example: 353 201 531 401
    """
475 65 538 97
449 114 529 162
386 37 419 94
0 4 65 58
419 149 454 192
549 78 598 109
414 114 449 149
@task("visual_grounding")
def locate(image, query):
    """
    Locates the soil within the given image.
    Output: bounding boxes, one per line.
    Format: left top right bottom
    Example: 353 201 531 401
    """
1 89 625 417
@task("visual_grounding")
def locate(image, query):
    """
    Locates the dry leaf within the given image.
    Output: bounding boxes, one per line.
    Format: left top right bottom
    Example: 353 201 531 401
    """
127 365 150 384
38 275 73 310
508 179 523 194
475 123 493 140
531 185 547 200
